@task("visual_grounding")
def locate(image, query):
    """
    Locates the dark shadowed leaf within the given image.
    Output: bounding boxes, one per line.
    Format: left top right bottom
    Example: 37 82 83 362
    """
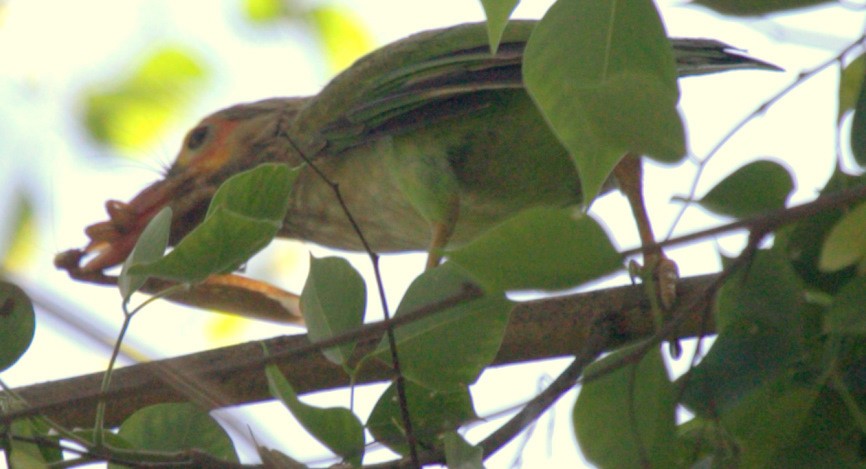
574 345 677 468
720 378 820 467
784 168 859 293
0 281 35 372
824 275 866 335
367 380 476 455
681 248 804 415
850 64 866 166
301 256 366 365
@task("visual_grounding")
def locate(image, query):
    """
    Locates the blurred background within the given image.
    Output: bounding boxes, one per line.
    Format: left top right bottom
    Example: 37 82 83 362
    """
0 0 864 466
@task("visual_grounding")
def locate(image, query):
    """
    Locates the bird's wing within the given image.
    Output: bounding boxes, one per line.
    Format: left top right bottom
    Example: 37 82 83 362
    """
291 20 535 155
291 20 780 155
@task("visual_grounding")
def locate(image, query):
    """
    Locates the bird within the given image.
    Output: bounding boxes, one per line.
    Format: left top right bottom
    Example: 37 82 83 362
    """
56 20 777 322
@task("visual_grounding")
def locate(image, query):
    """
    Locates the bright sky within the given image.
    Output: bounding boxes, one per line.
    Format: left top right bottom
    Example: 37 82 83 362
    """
0 0 864 467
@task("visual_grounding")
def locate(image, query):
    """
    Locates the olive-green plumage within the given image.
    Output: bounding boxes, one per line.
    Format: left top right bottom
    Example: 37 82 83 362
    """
79 20 778 272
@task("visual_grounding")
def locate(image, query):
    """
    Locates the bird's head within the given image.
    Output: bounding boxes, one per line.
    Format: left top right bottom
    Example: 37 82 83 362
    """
79 97 306 273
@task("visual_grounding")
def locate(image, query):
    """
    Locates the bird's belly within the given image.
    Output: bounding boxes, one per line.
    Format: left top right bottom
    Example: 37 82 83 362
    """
281 155 434 252
281 91 584 253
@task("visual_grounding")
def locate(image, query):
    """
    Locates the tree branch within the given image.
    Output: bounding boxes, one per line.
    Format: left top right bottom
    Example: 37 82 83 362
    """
6 275 718 429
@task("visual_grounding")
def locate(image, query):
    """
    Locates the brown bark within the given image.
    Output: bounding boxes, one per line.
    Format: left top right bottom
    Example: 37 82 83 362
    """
7 274 717 428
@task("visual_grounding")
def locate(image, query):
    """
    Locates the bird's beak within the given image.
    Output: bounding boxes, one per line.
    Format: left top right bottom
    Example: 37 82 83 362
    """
81 177 184 272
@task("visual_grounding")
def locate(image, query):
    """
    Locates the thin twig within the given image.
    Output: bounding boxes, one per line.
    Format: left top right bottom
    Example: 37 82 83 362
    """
278 129 421 466
666 33 866 239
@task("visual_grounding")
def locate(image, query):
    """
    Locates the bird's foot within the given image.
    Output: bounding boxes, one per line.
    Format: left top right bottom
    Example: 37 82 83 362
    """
628 253 682 357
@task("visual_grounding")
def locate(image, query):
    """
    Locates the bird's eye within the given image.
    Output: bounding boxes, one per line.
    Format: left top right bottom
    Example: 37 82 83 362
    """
186 125 210 151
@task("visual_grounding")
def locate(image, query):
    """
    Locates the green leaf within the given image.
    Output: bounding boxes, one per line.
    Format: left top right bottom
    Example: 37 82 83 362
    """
574 345 676 468
0 281 35 372
367 381 476 455
114 403 238 467
443 432 484 469
681 248 804 415
824 275 866 335
266 364 364 465
368 264 511 392
83 46 209 153
784 180 857 294
204 163 298 221
448 207 621 291
524 0 684 202
838 54 865 122
300 256 366 365
5 419 50 467
118 207 172 302
850 66 866 166
819 200 866 272
480 0 520 53
691 0 834 16
699 159 795 218
767 387 866 466
720 379 820 468
131 163 297 283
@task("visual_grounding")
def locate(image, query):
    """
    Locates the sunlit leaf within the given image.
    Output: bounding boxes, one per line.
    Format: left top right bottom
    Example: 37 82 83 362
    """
699 159 795 218
368 264 511 392
691 0 834 16
819 200 866 272
83 46 209 154
524 0 684 202
0 190 36 270
243 0 288 23
6 418 50 467
266 364 364 465
301 256 366 365
114 403 238 467
131 164 296 283
574 345 676 468
310 6 374 73
448 207 621 291
367 380 476 455
0 281 35 372
480 0 520 53
118 207 172 302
